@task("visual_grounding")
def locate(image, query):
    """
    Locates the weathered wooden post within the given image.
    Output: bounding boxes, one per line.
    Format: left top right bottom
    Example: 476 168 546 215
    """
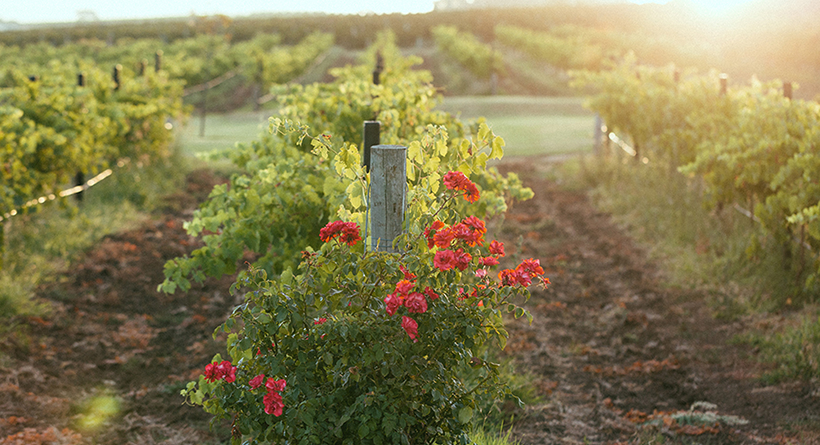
369 145 407 253
155 50 163 72
784 81 792 100
719 73 728 96
113 64 122 91
373 51 384 85
75 72 86 202
138 59 147 76
362 121 381 171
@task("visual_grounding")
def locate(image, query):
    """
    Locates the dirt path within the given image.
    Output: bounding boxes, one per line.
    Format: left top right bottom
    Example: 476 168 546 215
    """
0 169 237 444
496 159 820 444
1 160 818 444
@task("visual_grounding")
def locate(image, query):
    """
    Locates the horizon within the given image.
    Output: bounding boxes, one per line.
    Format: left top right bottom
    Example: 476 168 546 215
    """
0 0 756 26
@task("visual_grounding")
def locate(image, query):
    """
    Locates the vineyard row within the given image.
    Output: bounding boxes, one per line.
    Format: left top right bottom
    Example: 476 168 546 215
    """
575 58 820 294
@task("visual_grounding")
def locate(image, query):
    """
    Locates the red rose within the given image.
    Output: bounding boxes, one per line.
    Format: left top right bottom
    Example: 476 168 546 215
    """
434 250 457 271
249 374 265 389
384 293 402 316
264 391 284 416
489 240 505 257
394 279 415 296
265 378 287 392
404 292 428 314
401 316 419 342
319 221 362 246
423 287 439 300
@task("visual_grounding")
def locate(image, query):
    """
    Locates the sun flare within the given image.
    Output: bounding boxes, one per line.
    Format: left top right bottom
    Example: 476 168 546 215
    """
687 0 756 19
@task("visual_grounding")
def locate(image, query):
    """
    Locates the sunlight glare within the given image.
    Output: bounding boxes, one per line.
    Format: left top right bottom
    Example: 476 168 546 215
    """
688 0 755 20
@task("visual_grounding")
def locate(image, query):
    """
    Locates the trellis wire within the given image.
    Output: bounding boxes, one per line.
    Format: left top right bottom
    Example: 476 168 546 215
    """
0 162 125 223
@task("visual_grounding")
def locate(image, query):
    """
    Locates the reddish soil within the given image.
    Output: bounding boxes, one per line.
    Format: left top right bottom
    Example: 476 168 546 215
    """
1 160 818 444
496 159 820 444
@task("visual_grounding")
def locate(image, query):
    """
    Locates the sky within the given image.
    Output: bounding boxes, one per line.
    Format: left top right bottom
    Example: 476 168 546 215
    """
1 0 437 24
0 0 754 24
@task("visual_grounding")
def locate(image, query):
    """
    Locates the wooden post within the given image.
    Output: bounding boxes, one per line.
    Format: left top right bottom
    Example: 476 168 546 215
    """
155 50 163 72
113 64 121 91
719 73 728 96
784 81 793 100
362 121 380 171
138 59 147 76
74 171 85 203
370 145 407 253
373 51 384 85
76 73 86 202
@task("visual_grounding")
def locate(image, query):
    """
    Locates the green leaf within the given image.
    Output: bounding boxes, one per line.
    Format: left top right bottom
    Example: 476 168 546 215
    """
477 122 490 142
457 406 473 424
358 423 370 438
408 141 423 164
490 136 505 159
189 388 204 405
346 181 364 210
281 268 293 285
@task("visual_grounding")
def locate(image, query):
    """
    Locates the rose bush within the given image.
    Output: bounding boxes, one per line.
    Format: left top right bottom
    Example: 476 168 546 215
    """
158 33 533 294
182 122 547 444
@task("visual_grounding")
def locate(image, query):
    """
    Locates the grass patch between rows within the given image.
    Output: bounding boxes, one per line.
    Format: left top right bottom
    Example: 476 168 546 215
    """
0 148 192 320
